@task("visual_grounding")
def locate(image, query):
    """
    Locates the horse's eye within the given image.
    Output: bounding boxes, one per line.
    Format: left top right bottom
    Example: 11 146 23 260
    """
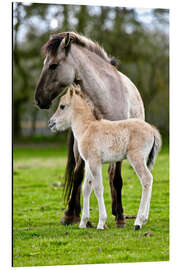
60 105 65 110
49 63 58 70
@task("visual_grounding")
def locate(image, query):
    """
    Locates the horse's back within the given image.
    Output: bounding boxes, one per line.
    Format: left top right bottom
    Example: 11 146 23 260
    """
117 71 145 120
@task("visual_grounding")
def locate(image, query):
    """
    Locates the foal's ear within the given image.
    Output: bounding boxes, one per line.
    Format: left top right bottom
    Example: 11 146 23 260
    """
76 84 81 91
75 85 81 95
70 87 74 97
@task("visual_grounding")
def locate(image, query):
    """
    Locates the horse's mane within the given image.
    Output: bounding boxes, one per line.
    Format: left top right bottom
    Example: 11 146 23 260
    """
80 91 103 121
43 32 119 67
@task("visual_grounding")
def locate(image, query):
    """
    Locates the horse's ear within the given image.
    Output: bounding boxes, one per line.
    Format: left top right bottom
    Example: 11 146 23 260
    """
49 33 55 40
111 58 120 68
65 33 71 47
60 33 71 49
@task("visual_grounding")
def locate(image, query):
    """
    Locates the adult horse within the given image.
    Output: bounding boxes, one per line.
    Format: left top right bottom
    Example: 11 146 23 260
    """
35 32 145 228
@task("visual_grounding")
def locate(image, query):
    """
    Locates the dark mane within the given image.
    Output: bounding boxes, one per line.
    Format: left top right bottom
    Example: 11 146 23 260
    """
43 32 119 67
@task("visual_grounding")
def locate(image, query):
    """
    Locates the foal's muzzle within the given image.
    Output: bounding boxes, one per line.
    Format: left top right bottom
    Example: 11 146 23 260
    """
48 119 56 129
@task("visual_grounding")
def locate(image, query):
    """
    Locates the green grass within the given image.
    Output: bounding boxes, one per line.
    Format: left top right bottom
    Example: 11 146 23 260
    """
13 144 169 266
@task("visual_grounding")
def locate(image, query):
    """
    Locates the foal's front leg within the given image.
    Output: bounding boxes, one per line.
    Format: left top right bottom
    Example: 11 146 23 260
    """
88 161 107 230
79 165 93 228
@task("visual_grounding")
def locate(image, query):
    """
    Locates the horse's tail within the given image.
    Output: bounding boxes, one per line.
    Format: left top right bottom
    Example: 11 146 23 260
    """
147 126 162 170
63 130 76 203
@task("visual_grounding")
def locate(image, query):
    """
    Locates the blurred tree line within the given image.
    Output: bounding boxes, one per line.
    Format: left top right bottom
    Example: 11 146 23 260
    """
13 3 169 140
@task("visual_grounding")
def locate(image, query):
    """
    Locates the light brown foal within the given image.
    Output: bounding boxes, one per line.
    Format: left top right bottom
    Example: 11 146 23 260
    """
49 85 161 230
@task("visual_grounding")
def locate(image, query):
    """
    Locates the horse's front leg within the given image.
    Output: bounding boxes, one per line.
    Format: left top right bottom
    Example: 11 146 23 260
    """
108 162 126 228
61 140 84 225
61 159 84 225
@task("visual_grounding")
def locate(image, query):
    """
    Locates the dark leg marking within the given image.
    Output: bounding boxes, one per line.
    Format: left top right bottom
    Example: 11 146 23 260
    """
113 162 125 228
108 163 117 216
109 162 125 228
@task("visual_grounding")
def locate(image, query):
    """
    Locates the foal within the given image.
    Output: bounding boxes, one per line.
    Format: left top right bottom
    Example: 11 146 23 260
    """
49 85 161 230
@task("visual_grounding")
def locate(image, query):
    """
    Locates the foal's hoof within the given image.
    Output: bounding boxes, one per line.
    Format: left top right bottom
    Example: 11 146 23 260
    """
60 215 80 225
97 226 104 230
97 224 108 230
116 219 126 228
79 223 87 228
134 225 141 230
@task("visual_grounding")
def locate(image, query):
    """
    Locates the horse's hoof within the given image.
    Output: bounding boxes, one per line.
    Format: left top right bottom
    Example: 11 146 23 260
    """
60 215 80 225
134 225 141 230
125 215 136 219
116 219 126 228
86 221 93 228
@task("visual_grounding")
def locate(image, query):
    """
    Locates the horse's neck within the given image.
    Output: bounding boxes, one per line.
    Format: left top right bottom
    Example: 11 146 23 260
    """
71 96 95 140
72 45 121 118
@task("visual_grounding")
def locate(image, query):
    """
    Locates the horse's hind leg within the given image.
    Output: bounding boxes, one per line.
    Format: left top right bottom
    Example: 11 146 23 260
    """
128 152 153 230
109 162 125 228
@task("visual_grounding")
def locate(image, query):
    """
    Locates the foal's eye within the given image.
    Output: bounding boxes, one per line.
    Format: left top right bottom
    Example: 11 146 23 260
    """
49 63 58 70
60 105 65 110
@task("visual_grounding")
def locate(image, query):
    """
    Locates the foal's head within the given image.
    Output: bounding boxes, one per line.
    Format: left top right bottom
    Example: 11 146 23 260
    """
48 85 83 132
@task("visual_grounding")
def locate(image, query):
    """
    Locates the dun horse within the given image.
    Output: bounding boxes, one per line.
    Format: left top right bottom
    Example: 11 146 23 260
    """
35 32 145 227
49 85 161 230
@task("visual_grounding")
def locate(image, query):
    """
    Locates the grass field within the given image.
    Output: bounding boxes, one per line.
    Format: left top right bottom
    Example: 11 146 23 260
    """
13 143 169 267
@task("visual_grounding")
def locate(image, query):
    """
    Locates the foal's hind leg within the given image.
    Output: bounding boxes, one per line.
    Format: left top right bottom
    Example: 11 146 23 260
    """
128 152 153 230
109 162 125 228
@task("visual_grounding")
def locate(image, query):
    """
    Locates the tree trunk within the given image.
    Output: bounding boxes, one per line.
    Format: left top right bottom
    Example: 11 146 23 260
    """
13 100 21 139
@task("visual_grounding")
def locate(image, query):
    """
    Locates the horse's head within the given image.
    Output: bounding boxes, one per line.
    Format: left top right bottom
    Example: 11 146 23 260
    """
35 33 76 109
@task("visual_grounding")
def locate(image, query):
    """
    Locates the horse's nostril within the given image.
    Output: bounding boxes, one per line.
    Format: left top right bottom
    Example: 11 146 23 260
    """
36 99 41 107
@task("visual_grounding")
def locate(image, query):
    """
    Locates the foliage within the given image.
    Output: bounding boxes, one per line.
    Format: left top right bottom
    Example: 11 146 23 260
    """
13 3 169 138
13 145 169 266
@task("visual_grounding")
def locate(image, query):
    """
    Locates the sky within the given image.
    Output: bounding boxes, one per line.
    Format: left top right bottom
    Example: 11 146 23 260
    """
13 3 169 42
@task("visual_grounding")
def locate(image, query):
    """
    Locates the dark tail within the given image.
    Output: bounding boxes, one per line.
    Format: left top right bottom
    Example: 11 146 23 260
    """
147 126 162 170
63 130 76 203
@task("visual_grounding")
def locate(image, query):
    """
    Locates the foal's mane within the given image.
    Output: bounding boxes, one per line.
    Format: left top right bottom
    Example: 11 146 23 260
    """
69 84 103 120
43 32 119 67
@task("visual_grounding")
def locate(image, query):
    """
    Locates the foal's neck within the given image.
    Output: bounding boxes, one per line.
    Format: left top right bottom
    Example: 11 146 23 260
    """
71 95 96 140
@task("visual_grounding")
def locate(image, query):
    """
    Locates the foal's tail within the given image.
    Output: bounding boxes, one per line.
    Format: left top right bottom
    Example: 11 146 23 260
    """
147 126 162 170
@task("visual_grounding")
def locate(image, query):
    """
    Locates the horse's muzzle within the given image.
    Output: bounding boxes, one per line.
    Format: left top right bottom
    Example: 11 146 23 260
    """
36 99 51 109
